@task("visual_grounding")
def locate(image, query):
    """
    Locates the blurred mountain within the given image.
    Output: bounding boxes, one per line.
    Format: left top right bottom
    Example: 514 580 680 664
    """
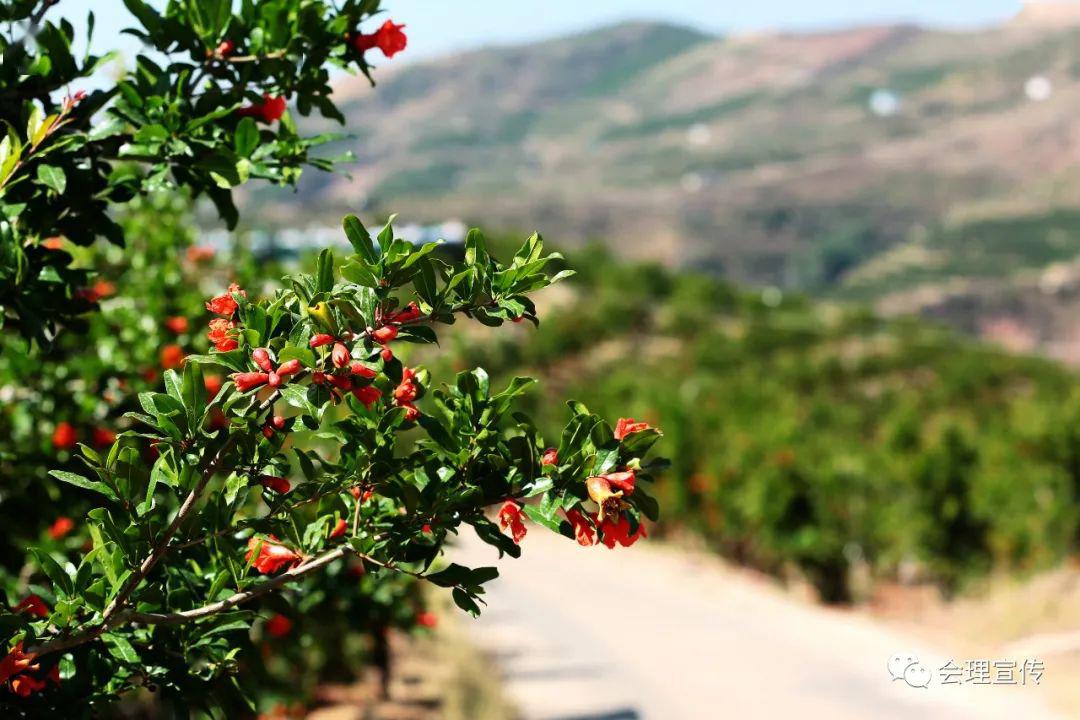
253 19 1080 360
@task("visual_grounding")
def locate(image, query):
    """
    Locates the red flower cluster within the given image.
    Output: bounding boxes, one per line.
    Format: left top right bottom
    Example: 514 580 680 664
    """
246 535 301 575
393 367 421 421
498 500 527 544
614 417 653 441
0 642 59 697
232 348 302 393
237 93 287 124
352 20 408 58
205 283 246 351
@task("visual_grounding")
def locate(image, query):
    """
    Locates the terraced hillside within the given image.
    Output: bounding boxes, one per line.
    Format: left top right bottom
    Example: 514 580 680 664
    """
251 16 1080 356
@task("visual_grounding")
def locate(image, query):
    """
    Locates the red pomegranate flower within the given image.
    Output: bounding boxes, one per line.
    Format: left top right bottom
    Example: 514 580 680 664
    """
238 93 287 123
160 343 185 370
309 333 335 348
47 516 75 540
91 427 117 448
51 422 77 450
353 20 408 59
599 469 636 495
0 642 39 687
13 595 49 619
204 374 224 398
498 500 527 544
352 384 382 409
541 448 559 467
614 417 654 441
585 476 625 523
598 514 647 549
10 674 46 696
205 283 246 316
164 316 189 334
330 517 348 539
245 535 301 575
387 301 421 324
393 367 418 403
207 317 238 351
266 613 293 638
565 509 596 547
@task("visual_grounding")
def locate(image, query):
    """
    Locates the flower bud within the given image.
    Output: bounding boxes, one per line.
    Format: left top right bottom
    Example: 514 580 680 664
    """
328 374 353 391
233 372 270 392
350 361 376 378
310 333 335 348
271 415 286 430
267 372 282 388
332 342 351 368
372 325 398 343
277 359 301 376
541 448 559 467
257 475 291 494
252 348 273 372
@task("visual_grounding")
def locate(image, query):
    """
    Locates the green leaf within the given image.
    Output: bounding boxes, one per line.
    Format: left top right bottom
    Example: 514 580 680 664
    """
102 633 141 664
49 471 119 502
524 504 564 534
316 248 335 293
31 549 73 596
343 215 378 264
234 117 259 157
36 165 66 194
277 344 315 369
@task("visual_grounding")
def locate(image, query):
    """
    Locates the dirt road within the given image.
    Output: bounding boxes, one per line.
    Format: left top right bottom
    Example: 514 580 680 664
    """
451 531 1067 720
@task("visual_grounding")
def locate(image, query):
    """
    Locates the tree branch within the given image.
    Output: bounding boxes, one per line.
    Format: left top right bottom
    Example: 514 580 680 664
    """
27 544 429 657
26 433 237 658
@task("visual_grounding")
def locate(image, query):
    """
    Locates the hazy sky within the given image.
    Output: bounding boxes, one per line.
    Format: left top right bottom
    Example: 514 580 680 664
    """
63 0 1031 63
